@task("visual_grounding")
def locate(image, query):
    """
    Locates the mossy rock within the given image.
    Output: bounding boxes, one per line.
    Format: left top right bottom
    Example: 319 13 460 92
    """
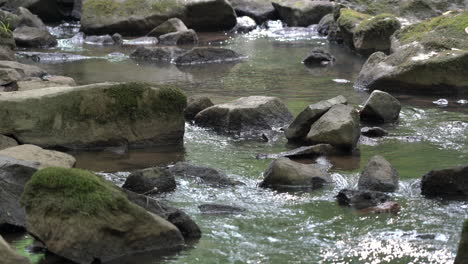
21 167 184 263
455 219 468 264
353 13 401 54
337 8 371 46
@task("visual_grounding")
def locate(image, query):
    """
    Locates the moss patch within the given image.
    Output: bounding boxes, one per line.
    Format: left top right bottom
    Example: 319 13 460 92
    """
355 13 400 33
337 8 371 32
151 85 187 117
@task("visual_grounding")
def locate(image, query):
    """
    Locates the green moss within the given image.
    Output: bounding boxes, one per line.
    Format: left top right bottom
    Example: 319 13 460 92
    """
337 8 371 32
355 13 400 33
151 85 187 117
151 0 182 13
21 167 129 216
104 82 148 120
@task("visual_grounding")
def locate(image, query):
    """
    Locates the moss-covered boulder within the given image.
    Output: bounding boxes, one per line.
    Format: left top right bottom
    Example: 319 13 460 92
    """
21 167 185 263
272 0 334 27
81 0 237 35
0 235 30 264
337 8 371 48
0 82 187 149
353 13 400 55
455 219 468 264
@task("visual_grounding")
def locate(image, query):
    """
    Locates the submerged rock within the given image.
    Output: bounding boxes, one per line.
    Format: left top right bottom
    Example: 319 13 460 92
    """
256 144 338 160
303 48 335 66
147 18 189 37
260 157 331 190
194 96 292 136
0 235 30 264
336 189 392 210
21 167 186 264
360 90 401 123
360 127 388 137
229 0 277 24
0 82 187 149
199 204 246 215
159 29 198 46
421 166 468 200
185 96 214 121
0 145 76 169
358 201 401 214
167 162 239 187
130 46 184 62
272 0 334 27
455 219 468 264
123 167 176 194
358 155 399 192
174 47 245 65
13 26 57 48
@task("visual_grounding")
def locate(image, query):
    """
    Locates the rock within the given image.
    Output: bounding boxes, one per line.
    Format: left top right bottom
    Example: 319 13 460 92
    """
353 13 401 55
4 0 78 22
13 26 57 48
400 0 441 21
305 104 360 151
421 166 468 200
0 235 30 264
123 167 176 194
256 144 338 160
0 135 18 150
286 96 347 142
17 52 91 63
174 47 245 65
21 167 185 264
455 219 468 264
111 33 123 45
336 188 392 210
317 13 335 36
123 36 158 46
43 75 77 86
232 16 257 33
0 61 46 87
303 48 335 66
0 10 20 30
0 46 15 61
124 189 201 239
361 90 401 123
360 126 388 137
147 18 188 37
130 46 184 62
0 144 76 169
16 7 46 29
272 0 334 27
16 76 76 91
336 8 371 48
159 29 198 46
185 96 214 121
194 96 292 136
358 201 401 214
81 0 236 35
84 34 116 45
229 0 277 24
0 155 39 228
0 82 187 149
358 155 399 192
198 204 246 215
260 157 331 189
167 162 239 187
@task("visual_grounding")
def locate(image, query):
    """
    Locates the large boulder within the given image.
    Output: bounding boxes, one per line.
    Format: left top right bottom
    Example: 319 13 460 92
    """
286 95 347 142
194 96 293 136
159 29 198 46
358 155 399 192
229 0 277 24
421 166 468 200
336 8 371 48
455 219 468 264
81 0 237 35
167 162 239 187
360 90 401 123
0 235 30 264
0 145 76 169
272 0 334 27
0 155 39 228
305 104 360 151
184 95 214 121
260 157 331 190
122 167 176 194
0 135 18 150
16 7 46 29
174 47 245 65
352 13 400 55
0 82 187 149
147 18 188 37
13 26 57 48
20 167 186 264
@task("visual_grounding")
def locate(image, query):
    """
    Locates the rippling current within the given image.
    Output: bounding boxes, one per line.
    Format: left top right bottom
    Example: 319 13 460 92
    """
7 22 468 263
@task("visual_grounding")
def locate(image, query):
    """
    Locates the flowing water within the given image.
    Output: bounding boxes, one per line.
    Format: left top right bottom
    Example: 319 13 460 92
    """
6 22 468 263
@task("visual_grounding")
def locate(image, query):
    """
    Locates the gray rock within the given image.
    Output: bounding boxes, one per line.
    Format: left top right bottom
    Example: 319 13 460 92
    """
130 46 184 62
198 204 246 215
305 104 360 151
13 26 57 48
84 34 115 45
112 33 123 45
0 10 20 30
194 96 293 136
272 0 334 27
0 235 30 264
0 144 76 169
455 219 468 264
360 127 388 137
421 166 468 200
159 29 198 46
123 36 159 46
353 13 401 55
0 135 18 150
123 167 176 194
147 18 188 37
286 95 347 142
167 162 239 187
317 13 334 36
4 0 77 22
303 48 335 66
16 7 46 29
336 188 391 210
174 47 245 65
260 157 331 189
0 46 15 61
229 0 277 24
358 155 399 192
361 90 401 124
0 60 46 84
256 144 338 160
185 96 214 121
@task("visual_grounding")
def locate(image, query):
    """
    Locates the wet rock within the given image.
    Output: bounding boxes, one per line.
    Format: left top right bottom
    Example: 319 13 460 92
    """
361 90 401 123
260 157 331 189
199 204 246 215
336 8 371 48
336 188 392 210
84 34 115 45
360 127 388 137
13 26 57 48
305 104 360 151
358 155 399 192
17 52 91 63
147 18 188 37
232 16 257 33
21 167 185 264
159 29 198 46
184 95 214 121
0 82 187 149
43 75 76 86
421 166 468 200
0 155 39 229
358 201 401 214
0 46 15 61
16 76 76 91
256 144 338 160
317 13 335 36
16 7 46 30
0 144 76 169
286 96 347 142
111 33 123 45
123 167 176 194
123 36 158 46
455 219 468 264
272 0 334 27
174 47 245 65
229 0 277 24
194 96 293 136
353 13 401 55
0 235 30 264
130 46 184 62
167 162 239 187
0 135 18 150
303 48 335 66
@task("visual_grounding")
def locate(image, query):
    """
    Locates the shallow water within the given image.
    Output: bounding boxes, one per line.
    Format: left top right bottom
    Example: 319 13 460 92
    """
7 23 468 263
